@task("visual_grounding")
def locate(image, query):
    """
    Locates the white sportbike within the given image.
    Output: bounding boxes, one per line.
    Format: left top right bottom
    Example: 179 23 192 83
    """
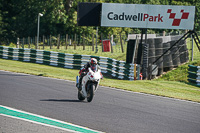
76 65 102 102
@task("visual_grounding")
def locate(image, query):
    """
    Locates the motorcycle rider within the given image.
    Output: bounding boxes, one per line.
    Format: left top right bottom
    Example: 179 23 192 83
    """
77 58 99 91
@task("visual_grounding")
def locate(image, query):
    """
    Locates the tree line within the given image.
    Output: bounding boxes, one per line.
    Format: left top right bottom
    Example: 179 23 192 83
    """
0 0 199 45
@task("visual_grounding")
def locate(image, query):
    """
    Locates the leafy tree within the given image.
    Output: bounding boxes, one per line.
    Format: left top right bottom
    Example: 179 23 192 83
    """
0 0 199 45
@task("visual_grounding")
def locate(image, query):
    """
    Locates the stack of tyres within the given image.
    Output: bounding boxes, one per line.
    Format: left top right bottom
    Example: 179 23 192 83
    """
154 38 163 76
170 41 181 67
163 41 174 71
178 40 189 64
147 39 156 78
145 36 189 79
163 42 173 71
142 43 149 79
147 39 155 65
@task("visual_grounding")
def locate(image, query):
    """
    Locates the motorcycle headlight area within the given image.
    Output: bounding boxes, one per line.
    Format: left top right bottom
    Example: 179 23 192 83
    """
89 77 99 82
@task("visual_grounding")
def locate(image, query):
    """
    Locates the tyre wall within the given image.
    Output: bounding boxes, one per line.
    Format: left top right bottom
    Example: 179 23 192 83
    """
146 35 188 77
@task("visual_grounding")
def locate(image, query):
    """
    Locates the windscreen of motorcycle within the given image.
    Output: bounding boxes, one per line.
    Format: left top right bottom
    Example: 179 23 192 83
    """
90 64 98 72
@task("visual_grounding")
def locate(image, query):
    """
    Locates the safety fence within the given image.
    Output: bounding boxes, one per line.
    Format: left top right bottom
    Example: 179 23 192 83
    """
0 46 140 80
188 65 200 86
16 33 127 54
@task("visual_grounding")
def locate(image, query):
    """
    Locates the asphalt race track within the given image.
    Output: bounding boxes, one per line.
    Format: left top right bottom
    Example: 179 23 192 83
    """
0 70 200 133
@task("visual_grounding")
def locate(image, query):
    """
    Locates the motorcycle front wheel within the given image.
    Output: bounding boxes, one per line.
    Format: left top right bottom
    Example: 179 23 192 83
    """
87 84 95 102
78 91 85 101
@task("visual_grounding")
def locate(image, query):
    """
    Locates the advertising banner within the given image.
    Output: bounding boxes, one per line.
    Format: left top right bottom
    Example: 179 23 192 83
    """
101 3 195 30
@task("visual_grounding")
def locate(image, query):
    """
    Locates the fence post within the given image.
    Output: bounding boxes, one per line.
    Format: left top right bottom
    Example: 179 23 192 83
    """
95 27 98 53
110 34 113 53
50 35 52 49
92 34 94 51
43 35 45 49
31 37 33 48
35 36 37 49
28 37 30 49
47 36 49 48
123 35 126 46
69 36 71 47
120 32 124 53
66 34 68 49
22 37 24 48
57 34 60 49
74 34 76 50
101 33 104 52
79 34 81 47
191 35 194 61
17 38 19 48
83 34 85 50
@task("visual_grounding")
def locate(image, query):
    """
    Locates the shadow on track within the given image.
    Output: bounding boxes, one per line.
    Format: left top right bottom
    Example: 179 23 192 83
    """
40 99 85 103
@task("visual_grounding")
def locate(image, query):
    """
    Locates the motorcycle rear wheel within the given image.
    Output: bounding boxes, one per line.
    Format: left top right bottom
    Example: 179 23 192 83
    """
87 84 95 102
78 91 85 101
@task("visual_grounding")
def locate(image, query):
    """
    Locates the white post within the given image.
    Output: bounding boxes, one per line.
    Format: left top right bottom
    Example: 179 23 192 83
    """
95 27 98 53
191 35 194 61
17 38 19 48
37 13 43 49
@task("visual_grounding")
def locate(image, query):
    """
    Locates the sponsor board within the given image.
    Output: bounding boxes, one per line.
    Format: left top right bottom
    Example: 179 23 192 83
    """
101 3 195 30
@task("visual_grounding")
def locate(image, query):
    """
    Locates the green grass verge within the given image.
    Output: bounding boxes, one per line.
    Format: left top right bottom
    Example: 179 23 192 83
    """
0 58 200 102
157 61 200 82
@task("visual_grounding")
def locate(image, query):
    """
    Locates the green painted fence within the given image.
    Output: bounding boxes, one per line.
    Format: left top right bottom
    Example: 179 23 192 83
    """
0 46 140 80
188 65 200 86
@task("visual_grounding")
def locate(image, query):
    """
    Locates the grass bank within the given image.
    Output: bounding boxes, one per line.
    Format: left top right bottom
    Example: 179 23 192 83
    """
0 58 199 102
157 61 200 82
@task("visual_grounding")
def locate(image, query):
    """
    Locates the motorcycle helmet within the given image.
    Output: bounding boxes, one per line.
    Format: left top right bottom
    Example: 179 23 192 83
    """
90 58 97 65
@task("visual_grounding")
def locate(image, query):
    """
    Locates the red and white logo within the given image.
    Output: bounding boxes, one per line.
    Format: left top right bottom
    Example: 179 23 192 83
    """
167 9 189 26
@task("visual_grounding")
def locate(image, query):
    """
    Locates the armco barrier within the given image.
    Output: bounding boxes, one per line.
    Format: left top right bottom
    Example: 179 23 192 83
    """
0 46 140 80
188 65 200 86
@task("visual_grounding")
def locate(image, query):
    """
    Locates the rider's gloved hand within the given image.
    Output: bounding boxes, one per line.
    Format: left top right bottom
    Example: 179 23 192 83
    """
81 72 86 76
